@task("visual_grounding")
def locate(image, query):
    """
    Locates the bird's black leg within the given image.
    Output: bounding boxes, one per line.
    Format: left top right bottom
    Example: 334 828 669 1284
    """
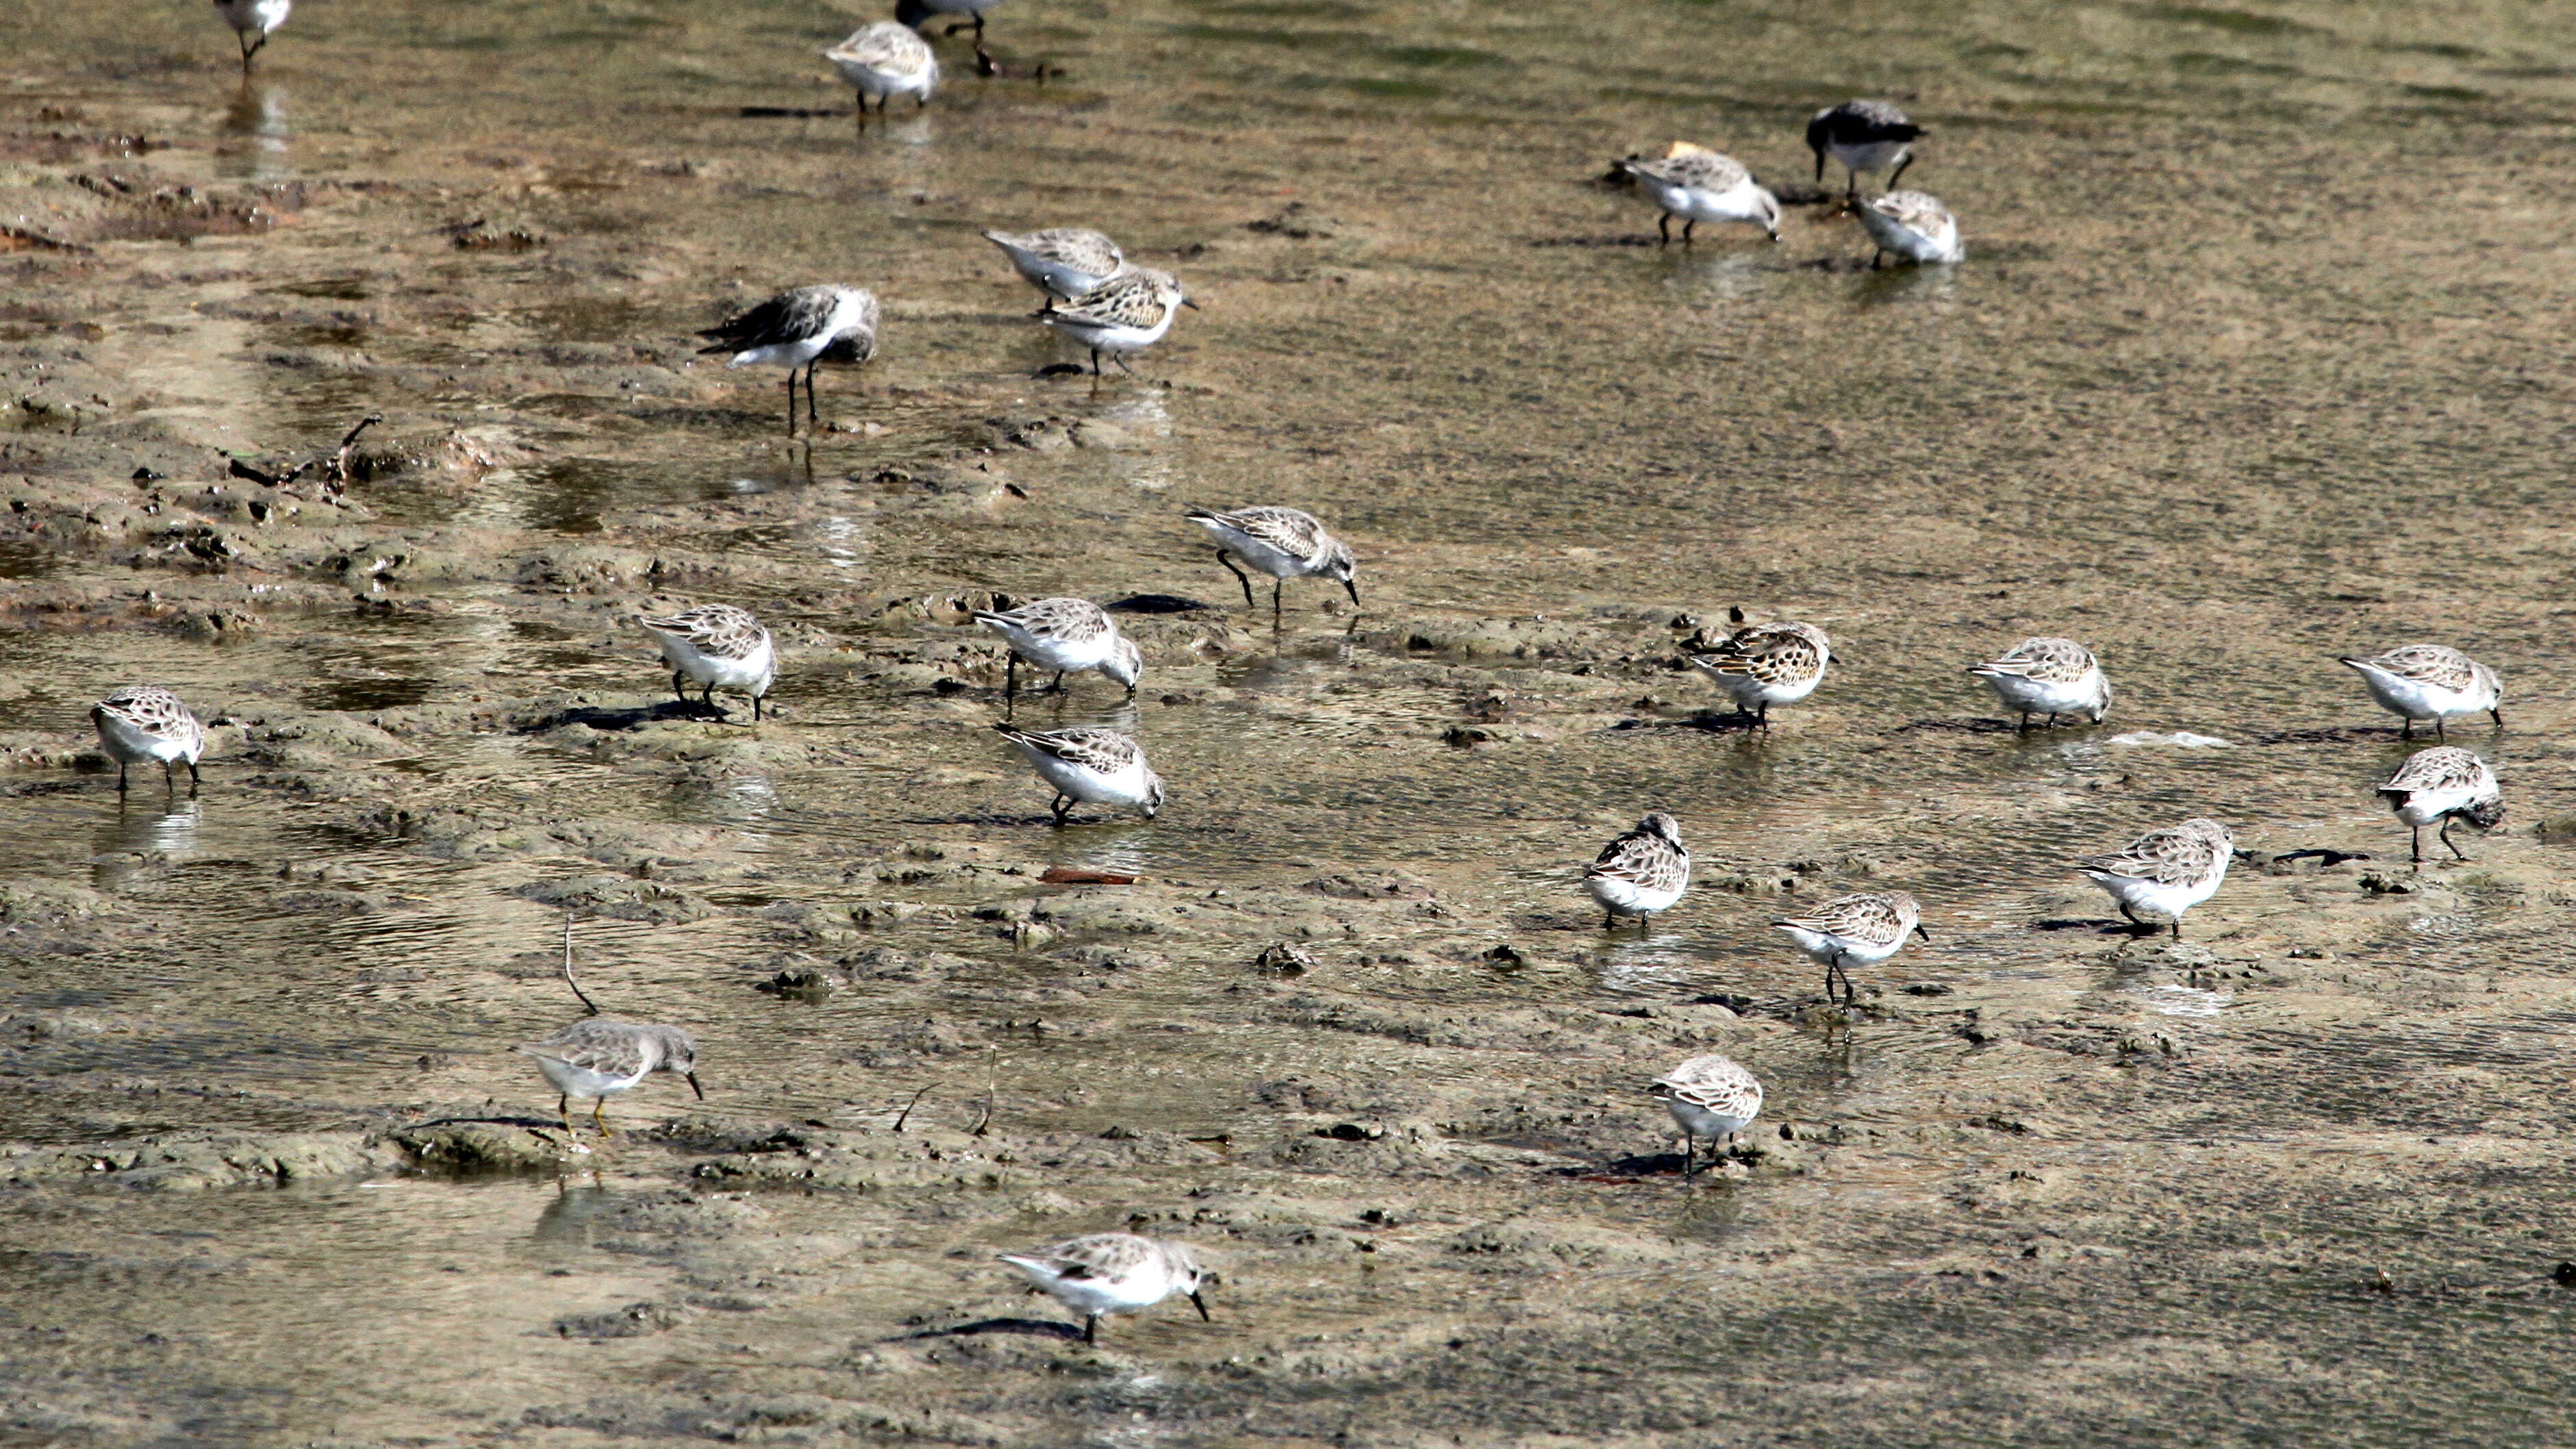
1871 248 1885 270
1048 671 1065 696
2017 711 2030 733
806 365 821 425
2435 717 2447 742
2410 826 2424 865
752 693 764 722
2119 902 2145 931
557 1094 571 1132
1756 702 1771 732
1889 154 1913 190
1682 218 1697 247
2046 713 2060 729
186 761 201 791
1088 347 1102 377
1004 654 1018 716
1111 351 1136 377
1083 1315 1097 1345
2441 818 2468 861
672 669 687 701
784 371 798 435
2169 919 2182 941
1681 1133 1695 1179
2401 718 2414 740
1215 550 1255 608
162 761 176 793
116 764 129 794
1272 579 1285 621
1051 796 1073 827
1657 213 1671 248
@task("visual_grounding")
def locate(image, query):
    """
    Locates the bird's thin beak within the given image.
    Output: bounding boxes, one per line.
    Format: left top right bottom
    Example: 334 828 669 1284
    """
1189 1291 1211 1322
1914 925 1933 943
1343 579 1361 606
686 1072 706 1100
1180 297 1201 310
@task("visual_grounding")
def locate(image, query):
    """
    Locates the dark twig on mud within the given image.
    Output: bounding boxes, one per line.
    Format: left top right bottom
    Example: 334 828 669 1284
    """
561 911 602 1016
970 1074 995 1137
891 1085 931 1133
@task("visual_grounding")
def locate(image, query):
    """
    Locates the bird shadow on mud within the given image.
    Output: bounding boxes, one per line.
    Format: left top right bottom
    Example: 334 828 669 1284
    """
1893 716 2030 735
898 1318 1083 1342
1610 709 1764 735
517 699 734 733
2033 917 2162 937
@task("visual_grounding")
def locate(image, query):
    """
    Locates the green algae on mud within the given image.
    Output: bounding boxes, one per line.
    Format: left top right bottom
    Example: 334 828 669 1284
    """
2 0 2576 1444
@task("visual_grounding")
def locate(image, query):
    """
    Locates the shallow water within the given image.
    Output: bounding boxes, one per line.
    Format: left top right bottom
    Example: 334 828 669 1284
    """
5 0 2576 1443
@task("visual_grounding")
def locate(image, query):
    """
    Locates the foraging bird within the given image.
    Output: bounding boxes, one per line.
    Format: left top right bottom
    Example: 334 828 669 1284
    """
984 228 1127 310
972 597 1141 711
1615 142 1781 246
824 21 939 117
1806 100 1925 197
1967 637 2109 731
90 685 206 794
2075 818 2233 939
1686 610 1832 729
1584 813 1690 930
1652 1053 1763 1177
997 1234 1209 1344
638 604 777 720
1041 268 1195 377
2375 747 2503 864
1773 892 1928 1005
992 724 1164 825
2338 644 2503 740
695 284 879 435
1855 190 1964 266
212 0 290 69
1183 505 1359 617
520 1019 704 1136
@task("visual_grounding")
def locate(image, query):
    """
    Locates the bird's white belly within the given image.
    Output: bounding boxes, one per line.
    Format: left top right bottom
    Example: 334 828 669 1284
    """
1980 670 2099 716
1051 314 1172 354
2388 788 2475 828
1199 525 1309 579
217 0 291 35
1665 1098 1754 1139
1778 924 1901 966
2356 669 2473 720
1702 666 1822 709
1643 177 1767 225
730 337 831 370
656 633 776 694
95 715 196 766
1858 207 1962 264
2083 871 2220 920
1027 753 1150 807
1587 872 1684 917
997 628 1113 675
532 1055 646 1099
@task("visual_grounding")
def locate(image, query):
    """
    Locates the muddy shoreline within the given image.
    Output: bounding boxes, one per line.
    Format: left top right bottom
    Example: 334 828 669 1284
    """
5 0 2576 1444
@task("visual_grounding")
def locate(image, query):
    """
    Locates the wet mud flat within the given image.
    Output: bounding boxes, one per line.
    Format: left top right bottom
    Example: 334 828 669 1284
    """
5 0 2576 1444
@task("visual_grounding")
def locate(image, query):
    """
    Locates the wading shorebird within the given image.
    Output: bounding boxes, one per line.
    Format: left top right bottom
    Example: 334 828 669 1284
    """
1583 813 1690 931
2375 746 2503 865
1183 505 1359 618
1615 142 1782 247
90 685 206 794
1967 637 2110 731
1686 609 1832 731
518 920 705 1136
992 724 1163 825
2075 818 2233 939
1774 891 1928 1005
696 284 879 435
984 228 1126 310
1652 1053 1763 1177
2337 644 2502 740
1856 190 1965 267
824 21 939 118
972 597 1141 711
1806 99 1925 197
638 604 777 721
1041 267 1194 378
997 1234 1209 1344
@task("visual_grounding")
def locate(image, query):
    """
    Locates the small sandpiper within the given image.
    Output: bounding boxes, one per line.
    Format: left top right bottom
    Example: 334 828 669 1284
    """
1183 505 1359 616
1856 190 1964 266
1652 1053 1763 1177
639 604 777 720
2337 644 2502 740
1686 609 1832 730
984 228 1127 310
1773 892 1928 1005
1806 100 1925 197
519 922 705 1135
1615 142 1781 246
2074 818 2233 939
1967 637 2109 730
696 284 879 435
1041 268 1195 377
993 724 1164 824
1583 813 1690 930
213 0 291 68
972 597 1141 711
997 1234 1209 1344
2375 747 2503 864
824 21 939 118
91 685 206 794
